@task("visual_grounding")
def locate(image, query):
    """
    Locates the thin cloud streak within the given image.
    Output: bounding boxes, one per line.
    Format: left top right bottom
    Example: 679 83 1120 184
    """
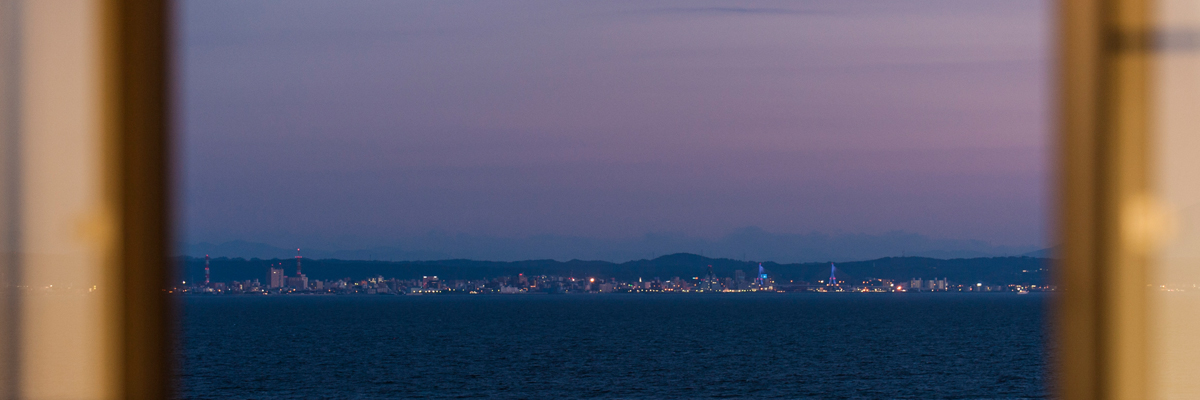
627 7 833 16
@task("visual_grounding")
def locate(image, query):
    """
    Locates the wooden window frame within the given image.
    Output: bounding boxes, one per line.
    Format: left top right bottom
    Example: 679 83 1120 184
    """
1057 0 1156 399
0 0 1157 397
106 1 172 398
107 0 1172 397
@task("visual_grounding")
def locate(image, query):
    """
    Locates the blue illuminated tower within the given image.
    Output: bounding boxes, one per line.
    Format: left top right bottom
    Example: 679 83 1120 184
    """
756 263 767 287
829 263 837 286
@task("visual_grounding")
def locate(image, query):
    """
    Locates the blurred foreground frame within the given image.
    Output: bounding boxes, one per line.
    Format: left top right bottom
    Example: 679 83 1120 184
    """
0 0 1181 398
0 0 171 399
1055 0 1187 398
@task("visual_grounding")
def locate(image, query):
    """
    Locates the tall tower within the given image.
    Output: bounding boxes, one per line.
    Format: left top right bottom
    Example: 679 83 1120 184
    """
702 265 716 290
829 263 837 286
295 248 302 276
204 254 210 286
756 263 767 287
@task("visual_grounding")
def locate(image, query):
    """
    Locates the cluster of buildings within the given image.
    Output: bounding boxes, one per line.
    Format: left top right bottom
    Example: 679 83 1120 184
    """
173 258 1053 295
907 278 950 291
177 263 781 295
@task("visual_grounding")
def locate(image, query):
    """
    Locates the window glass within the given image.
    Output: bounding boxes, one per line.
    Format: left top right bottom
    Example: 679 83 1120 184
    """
178 1 1053 398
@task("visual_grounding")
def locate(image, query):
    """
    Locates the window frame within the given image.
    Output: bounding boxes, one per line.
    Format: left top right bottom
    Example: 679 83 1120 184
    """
3 0 1164 397
1057 0 1156 398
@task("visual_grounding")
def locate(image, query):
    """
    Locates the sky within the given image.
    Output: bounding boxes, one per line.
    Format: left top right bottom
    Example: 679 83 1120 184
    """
178 0 1051 261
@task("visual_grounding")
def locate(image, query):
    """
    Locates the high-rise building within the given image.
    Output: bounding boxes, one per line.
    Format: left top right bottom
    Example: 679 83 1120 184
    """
268 267 285 289
731 270 746 290
287 275 308 290
702 265 720 291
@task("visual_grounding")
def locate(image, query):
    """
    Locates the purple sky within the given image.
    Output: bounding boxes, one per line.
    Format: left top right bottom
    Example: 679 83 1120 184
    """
178 0 1051 256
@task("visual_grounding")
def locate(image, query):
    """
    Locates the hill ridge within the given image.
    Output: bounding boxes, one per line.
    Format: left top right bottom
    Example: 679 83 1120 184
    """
181 253 1052 286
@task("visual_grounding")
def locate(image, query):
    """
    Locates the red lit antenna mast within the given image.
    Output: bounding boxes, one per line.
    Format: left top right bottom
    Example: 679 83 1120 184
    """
296 248 302 276
204 254 210 286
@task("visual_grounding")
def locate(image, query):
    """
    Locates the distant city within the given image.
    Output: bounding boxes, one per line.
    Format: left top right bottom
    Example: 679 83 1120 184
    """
174 254 1055 295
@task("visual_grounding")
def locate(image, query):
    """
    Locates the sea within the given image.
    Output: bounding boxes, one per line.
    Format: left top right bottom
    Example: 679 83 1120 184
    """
179 293 1051 399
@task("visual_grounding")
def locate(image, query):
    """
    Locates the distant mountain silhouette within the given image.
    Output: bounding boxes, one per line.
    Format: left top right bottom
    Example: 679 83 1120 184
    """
182 228 1041 263
1021 246 1059 258
184 240 451 261
179 253 1054 286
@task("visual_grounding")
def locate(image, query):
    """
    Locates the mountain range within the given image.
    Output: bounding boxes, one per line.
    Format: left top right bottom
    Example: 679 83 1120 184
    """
183 228 1049 264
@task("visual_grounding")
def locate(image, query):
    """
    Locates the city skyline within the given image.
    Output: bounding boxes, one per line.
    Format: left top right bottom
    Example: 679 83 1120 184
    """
177 258 1048 296
176 251 1054 290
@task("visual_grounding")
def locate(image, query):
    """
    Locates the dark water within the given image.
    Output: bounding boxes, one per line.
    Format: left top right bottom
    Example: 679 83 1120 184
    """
180 293 1050 399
